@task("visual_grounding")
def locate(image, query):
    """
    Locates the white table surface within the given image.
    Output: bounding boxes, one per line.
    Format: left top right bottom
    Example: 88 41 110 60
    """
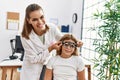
0 59 22 66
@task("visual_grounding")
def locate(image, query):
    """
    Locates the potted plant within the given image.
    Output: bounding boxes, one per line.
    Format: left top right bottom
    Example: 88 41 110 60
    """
92 0 120 80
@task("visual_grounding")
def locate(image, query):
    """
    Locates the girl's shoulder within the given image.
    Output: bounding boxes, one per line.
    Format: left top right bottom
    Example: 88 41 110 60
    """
49 55 59 61
72 56 83 62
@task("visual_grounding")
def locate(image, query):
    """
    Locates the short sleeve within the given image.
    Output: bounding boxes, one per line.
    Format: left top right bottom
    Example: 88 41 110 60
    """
46 57 55 69
77 57 85 72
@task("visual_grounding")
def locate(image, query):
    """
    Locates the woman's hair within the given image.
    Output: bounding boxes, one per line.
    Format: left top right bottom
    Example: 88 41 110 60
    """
21 3 49 39
56 34 79 56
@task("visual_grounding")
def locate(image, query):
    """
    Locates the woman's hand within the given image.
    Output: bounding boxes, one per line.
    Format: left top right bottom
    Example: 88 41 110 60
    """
77 40 83 47
48 41 62 52
52 41 62 50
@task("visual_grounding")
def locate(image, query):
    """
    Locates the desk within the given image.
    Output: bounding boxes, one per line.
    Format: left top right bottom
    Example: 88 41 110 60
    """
0 60 91 80
0 59 22 80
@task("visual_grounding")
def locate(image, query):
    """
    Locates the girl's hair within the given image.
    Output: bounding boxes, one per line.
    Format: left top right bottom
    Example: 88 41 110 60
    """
21 3 49 39
56 34 78 56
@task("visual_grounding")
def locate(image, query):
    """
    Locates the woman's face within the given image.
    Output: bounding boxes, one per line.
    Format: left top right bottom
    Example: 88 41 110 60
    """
61 39 76 58
27 9 46 35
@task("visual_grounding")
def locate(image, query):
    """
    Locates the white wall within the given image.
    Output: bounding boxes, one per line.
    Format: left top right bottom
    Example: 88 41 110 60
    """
0 0 83 62
71 0 84 39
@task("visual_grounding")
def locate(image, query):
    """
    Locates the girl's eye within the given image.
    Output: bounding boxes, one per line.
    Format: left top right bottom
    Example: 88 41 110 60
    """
64 44 69 47
63 43 76 48
70 45 75 48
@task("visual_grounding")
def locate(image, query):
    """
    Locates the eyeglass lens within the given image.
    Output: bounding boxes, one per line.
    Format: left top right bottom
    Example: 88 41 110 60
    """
62 42 76 48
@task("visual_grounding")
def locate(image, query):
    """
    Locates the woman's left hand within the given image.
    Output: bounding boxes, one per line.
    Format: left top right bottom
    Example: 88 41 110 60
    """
77 40 83 47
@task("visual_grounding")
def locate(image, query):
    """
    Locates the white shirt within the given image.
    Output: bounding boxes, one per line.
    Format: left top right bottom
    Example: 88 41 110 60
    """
47 55 85 80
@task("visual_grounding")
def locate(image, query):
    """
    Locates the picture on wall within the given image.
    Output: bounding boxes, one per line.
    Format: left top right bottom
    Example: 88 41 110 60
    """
6 12 19 30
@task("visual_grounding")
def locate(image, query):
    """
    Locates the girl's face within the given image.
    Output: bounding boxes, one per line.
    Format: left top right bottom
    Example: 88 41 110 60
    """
27 9 46 35
61 39 76 58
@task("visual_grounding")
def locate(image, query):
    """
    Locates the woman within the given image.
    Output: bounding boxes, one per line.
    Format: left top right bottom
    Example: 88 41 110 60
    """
20 3 63 80
44 34 85 80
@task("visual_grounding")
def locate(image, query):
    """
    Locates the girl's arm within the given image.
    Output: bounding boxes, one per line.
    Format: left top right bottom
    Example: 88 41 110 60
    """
44 68 53 80
77 69 85 80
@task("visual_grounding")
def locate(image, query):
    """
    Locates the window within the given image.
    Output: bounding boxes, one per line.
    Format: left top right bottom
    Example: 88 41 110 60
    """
81 0 106 80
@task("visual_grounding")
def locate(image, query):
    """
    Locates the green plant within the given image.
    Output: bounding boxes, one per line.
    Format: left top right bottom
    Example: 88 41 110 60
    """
93 0 120 80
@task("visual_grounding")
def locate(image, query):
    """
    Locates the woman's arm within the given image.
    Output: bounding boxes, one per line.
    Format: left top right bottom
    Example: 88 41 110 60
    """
77 69 85 80
21 37 61 64
44 68 53 80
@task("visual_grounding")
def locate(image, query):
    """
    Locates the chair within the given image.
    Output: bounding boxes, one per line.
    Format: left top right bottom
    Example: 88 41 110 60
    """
9 35 24 61
39 65 91 80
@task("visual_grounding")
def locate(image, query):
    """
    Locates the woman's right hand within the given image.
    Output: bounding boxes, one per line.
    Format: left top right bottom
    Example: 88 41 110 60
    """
48 41 62 52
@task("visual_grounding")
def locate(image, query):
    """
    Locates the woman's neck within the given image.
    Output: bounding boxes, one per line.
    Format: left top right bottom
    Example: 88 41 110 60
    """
38 31 45 36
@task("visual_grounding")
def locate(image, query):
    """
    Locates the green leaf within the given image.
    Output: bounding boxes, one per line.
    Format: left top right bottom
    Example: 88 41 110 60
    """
93 63 99 68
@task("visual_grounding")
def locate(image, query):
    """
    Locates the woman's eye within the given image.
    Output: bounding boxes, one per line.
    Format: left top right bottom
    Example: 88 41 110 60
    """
32 18 38 21
40 15 44 19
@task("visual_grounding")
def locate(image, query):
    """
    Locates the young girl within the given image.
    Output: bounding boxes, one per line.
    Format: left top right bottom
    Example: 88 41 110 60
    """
44 34 85 80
